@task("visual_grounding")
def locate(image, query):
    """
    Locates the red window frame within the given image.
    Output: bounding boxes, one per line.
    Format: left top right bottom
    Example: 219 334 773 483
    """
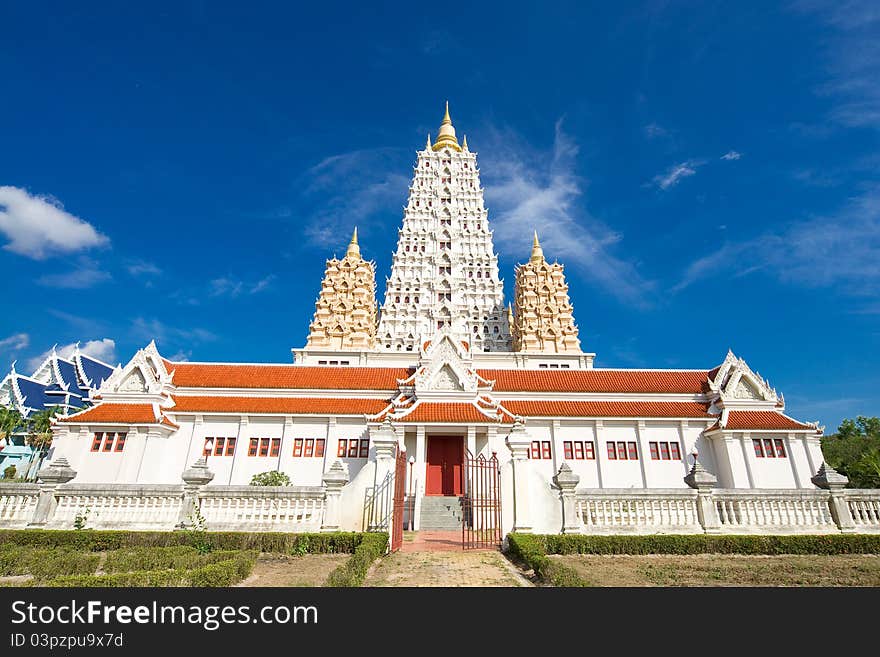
541 441 551 460
649 442 659 460
574 442 585 460
359 439 369 458
337 439 347 457
530 441 541 459
102 433 115 452
304 438 314 458
293 438 303 457
607 443 617 460
659 442 670 460
348 440 359 458
584 441 595 460
670 443 681 460
753 439 764 458
563 441 573 460
91 432 103 452
214 437 226 456
628 442 638 460
114 432 126 452
225 437 236 456
616 442 627 460
248 438 258 456
315 439 325 458
258 438 270 457
773 439 786 458
763 438 775 458
270 438 281 458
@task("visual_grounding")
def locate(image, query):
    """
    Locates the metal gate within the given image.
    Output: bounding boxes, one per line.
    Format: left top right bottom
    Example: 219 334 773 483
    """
390 447 407 552
462 450 502 549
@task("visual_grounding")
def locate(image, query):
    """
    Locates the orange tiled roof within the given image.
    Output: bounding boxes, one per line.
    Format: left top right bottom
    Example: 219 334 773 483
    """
398 403 502 423
170 396 389 415
480 369 711 394
163 361 411 390
710 411 814 431
59 403 177 428
503 400 711 418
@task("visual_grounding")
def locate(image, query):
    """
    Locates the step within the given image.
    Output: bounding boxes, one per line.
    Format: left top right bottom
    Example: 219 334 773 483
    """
419 496 464 530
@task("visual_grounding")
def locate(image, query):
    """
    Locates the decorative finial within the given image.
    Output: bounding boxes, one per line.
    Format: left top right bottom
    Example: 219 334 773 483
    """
426 133 432 150
462 134 468 150
345 227 360 259
432 101 461 151
530 231 544 264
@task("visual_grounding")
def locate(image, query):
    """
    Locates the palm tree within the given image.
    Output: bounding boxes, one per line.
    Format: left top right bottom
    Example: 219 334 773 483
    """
0 406 24 444
24 406 60 481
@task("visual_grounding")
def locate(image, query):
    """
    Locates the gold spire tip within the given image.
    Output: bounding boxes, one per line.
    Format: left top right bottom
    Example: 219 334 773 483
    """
530 231 544 263
346 227 360 258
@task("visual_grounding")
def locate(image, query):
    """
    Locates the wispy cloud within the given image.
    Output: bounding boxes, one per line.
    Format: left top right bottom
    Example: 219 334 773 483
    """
126 259 162 277
37 256 111 289
674 184 880 294
25 338 117 372
643 122 669 139
721 150 742 161
480 119 654 306
793 1 880 129
130 318 217 347
299 148 409 248
0 186 109 260
209 274 276 298
650 160 702 190
0 333 29 366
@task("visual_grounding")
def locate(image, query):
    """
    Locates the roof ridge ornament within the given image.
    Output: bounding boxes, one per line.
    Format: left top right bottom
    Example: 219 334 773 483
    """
432 100 461 152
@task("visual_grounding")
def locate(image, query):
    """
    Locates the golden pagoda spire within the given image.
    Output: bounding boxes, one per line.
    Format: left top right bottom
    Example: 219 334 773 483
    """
426 133 432 150
346 227 360 259
462 134 468 150
432 100 461 151
530 231 544 264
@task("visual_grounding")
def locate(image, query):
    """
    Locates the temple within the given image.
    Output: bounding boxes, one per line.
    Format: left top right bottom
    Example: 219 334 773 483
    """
36 105 844 537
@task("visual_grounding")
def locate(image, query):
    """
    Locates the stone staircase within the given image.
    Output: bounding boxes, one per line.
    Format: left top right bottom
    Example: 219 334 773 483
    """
419 496 463 530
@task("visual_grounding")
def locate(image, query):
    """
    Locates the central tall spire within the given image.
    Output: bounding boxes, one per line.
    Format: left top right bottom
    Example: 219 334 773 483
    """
376 103 511 353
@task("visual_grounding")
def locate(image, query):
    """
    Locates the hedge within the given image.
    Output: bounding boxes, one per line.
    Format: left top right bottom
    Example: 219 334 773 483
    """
44 551 257 587
0 546 101 580
527 533 880 556
325 532 388 587
103 547 246 573
0 530 365 554
505 534 587 587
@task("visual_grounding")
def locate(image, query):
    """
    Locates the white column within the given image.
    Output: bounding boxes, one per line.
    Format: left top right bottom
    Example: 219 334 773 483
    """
415 425 426 530
635 420 649 488
740 432 757 488
466 425 476 457
785 432 803 488
594 420 606 488
506 421 532 533
278 416 293 473
677 420 689 476
551 420 561 472
227 416 248 485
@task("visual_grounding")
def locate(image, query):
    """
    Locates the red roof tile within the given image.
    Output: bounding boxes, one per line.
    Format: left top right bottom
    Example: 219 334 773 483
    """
170 396 388 415
164 361 410 390
398 403 501 423
480 369 711 394
59 403 175 427
712 411 814 431
503 401 710 418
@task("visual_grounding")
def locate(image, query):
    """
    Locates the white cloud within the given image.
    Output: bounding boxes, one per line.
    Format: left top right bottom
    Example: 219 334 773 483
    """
25 338 117 372
126 260 162 277
650 161 701 189
0 333 29 353
643 123 668 139
208 274 276 298
0 186 109 260
673 185 880 294
721 151 742 161
167 350 192 362
480 120 654 306
37 257 111 289
131 318 217 346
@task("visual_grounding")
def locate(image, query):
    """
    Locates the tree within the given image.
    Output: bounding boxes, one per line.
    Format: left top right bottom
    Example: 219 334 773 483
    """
0 406 24 443
249 470 291 486
23 406 61 481
821 416 880 489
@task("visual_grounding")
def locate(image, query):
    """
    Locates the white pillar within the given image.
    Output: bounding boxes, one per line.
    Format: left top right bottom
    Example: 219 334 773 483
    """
227 416 248 486
466 425 476 457
740 432 757 488
594 420 606 488
635 420 649 488
321 460 349 531
506 420 532 533
554 463 581 533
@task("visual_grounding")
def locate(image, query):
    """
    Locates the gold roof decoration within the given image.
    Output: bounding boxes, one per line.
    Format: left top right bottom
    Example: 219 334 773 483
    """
432 101 462 152
346 227 360 259
530 231 545 264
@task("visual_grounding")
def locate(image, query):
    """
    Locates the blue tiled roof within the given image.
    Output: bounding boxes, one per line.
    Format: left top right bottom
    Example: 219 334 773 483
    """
15 377 51 413
55 359 78 388
79 355 114 387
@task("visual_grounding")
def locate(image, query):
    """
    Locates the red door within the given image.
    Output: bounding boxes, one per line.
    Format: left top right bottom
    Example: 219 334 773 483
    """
425 436 463 496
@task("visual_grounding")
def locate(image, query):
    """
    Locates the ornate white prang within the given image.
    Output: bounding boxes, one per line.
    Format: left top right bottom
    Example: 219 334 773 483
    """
376 104 511 354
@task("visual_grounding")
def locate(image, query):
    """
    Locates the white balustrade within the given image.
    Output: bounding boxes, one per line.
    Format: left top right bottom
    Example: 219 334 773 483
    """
51 485 184 530
712 489 835 533
575 489 700 534
0 485 40 528
846 491 880 531
199 486 326 532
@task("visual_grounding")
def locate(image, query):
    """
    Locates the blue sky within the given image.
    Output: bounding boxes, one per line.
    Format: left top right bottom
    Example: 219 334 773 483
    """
1 1 878 431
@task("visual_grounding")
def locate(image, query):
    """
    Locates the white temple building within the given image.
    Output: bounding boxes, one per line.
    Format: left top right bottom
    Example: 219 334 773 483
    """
41 105 851 537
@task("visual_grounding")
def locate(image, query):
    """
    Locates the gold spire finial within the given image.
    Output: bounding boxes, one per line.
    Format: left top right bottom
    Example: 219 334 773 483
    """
462 134 468 150
346 227 360 259
530 231 544 264
432 101 461 151
426 133 432 150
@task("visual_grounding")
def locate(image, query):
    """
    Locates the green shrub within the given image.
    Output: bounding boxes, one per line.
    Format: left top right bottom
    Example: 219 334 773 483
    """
325 532 388 587
0 546 100 580
0 530 366 554
3 465 16 479
249 471 291 486
533 533 880 556
505 534 587 587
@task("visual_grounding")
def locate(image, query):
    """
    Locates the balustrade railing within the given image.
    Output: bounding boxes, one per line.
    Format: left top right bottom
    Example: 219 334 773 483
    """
199 486 325 531
0 484 40 529
576 489 700 533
